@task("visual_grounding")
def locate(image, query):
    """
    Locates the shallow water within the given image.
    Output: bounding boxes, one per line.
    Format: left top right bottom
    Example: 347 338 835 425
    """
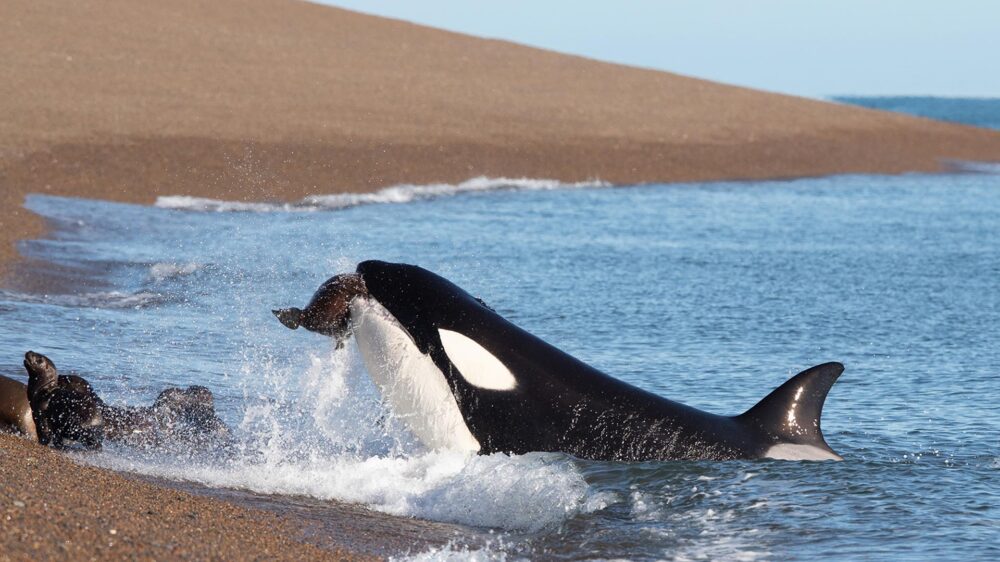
4 95 1000 559
3 169 998 560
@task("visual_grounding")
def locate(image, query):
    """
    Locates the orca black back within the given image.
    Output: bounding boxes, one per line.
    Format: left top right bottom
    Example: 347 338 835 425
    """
356 260 843 461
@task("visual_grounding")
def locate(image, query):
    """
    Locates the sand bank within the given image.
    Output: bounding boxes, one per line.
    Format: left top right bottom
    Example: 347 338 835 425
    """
3 0 1000 276
0 434 368 560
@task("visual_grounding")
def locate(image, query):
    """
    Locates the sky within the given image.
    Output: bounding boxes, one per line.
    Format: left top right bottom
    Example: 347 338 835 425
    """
320 1 998 98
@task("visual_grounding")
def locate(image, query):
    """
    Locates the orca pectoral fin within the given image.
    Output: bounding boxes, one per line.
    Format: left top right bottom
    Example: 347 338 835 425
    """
273 308 302 330
738 362 844 461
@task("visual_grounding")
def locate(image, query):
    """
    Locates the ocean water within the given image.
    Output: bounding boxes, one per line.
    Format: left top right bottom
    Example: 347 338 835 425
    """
1 99 998 560
837 96 1000 131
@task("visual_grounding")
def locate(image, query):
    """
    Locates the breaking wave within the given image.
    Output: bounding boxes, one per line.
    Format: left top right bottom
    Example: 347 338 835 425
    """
393 540 513 562
86 345 610 532
93 450 605 532
155 176 608 212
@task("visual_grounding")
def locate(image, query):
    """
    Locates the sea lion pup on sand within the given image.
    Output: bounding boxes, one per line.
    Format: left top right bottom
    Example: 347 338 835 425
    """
24 351 105 449
102 385 232 448
0 373 38 440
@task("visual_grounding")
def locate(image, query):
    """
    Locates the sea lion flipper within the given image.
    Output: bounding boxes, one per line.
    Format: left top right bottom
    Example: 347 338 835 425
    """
273 308 302 329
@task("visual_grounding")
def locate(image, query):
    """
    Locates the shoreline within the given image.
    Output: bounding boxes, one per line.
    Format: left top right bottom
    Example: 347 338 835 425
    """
0 434 369 560
5 125 1000 281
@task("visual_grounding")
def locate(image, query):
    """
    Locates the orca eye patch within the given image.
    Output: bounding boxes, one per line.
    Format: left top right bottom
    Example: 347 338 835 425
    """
438 329 517 391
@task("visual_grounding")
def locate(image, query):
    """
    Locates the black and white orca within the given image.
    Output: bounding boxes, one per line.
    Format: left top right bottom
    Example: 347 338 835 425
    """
275 260 844 461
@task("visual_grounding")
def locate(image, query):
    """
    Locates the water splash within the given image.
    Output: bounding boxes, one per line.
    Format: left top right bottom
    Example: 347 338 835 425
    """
394 540 517 562
148 262 202 282
87 344 605 532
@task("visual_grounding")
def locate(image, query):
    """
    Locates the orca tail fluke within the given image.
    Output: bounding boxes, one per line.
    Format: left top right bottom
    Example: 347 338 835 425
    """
738 362 844 461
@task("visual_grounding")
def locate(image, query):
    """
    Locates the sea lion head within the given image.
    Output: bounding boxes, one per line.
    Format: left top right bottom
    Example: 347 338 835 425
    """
24 351 58 392
273 273 367 345
153 385 231 443
24 351 105 449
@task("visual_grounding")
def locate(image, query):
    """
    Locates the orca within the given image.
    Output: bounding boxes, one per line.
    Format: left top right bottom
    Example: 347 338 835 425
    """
275 260 843 461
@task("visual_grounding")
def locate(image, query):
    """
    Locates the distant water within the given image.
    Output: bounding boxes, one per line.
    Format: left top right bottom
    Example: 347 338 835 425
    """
1 98 998 560
836 96 1000 131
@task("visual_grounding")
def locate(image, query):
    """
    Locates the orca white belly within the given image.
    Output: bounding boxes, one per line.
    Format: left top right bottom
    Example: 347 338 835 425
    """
350 299 481 452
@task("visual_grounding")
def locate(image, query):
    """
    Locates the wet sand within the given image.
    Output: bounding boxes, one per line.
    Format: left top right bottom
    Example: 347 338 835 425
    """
0 434 369 560
148 477 488 558
2 0 1000 558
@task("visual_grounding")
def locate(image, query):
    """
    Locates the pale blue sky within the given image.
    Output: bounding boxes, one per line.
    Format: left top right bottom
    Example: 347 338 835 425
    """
320 1 998 98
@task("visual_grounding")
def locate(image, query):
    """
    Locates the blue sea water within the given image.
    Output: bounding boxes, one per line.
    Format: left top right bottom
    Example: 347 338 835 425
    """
837 96 1000 131
1 99 998 560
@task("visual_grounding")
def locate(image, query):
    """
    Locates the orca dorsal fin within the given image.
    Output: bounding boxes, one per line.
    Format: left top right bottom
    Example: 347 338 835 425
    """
738 362 844 460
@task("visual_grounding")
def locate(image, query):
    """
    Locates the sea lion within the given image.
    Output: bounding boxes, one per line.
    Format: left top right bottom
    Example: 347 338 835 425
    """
17 351 230 449
24 351 105 449
154 386 228 432
0 374 38 440
274 273 367 347
275 260 843 461
102 385 231 448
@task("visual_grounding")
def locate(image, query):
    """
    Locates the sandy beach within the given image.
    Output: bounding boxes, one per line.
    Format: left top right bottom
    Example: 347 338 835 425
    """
0 434 368 560
2 0 1000 558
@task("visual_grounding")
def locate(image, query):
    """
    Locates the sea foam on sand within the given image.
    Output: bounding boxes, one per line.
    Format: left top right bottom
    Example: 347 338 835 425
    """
155 177 608 212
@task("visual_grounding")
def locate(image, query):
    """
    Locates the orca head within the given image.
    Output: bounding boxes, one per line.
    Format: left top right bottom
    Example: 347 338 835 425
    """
436 328 517 391
355 261 520 391
283 261 523 452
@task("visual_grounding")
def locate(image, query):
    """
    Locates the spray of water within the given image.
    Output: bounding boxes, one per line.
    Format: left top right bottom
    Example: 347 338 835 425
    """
88 341 606 532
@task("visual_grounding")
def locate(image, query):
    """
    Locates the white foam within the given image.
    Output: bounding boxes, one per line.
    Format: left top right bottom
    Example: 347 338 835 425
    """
85 344 606 532
148 262 201 282
394 540 513 562
154 197 304 212
91 448 599 532
155 176 608 212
